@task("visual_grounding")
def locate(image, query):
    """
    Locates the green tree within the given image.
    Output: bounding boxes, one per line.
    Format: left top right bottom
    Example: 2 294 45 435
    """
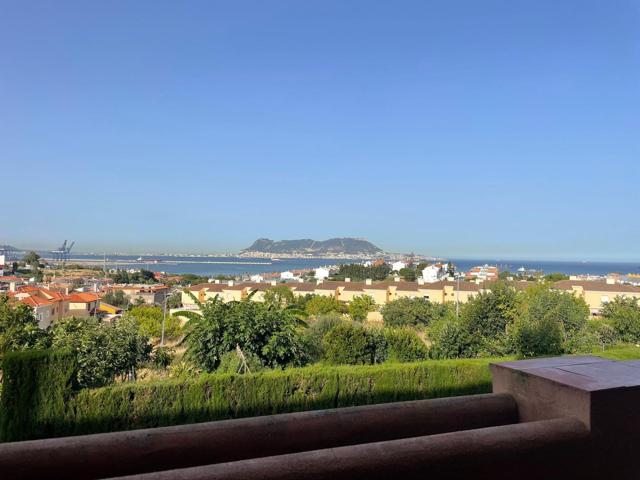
263 285 296 309
383 328 429 362
446 262 455 277
0 295 51 360
304 295 346 316
348 294 376 321
151 346 175 369
544 273 570 282
398 267 416 282
509 314 563 358
459 281 520 355
381 297 451 328
521 283 589 343
428 316 474 359
331 264 391 281
510 284 588 357
23 251 41 267
102 290 130 308
601 296 640 343
322 322 383 365
183 296 306 372
128 305 182 339
166 292 182 309
300 313 343 363
50 316 151 388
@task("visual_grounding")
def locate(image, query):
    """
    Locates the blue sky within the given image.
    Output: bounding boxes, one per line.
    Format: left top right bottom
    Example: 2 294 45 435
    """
2 1 638 260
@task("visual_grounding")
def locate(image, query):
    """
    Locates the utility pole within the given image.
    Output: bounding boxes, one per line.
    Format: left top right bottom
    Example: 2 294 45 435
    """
456 273 460 318
161 291 167 347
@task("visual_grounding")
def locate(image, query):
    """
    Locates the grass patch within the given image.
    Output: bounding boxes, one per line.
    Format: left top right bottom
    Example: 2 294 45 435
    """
592 344 640 360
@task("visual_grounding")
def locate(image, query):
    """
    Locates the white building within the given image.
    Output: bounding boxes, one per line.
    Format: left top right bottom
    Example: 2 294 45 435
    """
315 267 330 280
391 261 407 272
0 254 4 276
422 264 445 283
280 271 295 280
250 274 264 282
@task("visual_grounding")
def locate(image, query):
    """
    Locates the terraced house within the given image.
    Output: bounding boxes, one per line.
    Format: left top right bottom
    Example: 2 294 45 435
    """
183 278 640 318
182 279 485 320
554 280 640 314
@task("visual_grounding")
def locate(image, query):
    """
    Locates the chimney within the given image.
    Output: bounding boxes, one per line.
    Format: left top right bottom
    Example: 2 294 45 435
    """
65 287 69 295
394 276 400 282
270 280 277 286
316 279 323 285
365 278 372 285
214 279 220 284
9 282 16 292
345 278 351 283
227 280 234 287
418 278 425 286
298 278 303 283
606 277 616 285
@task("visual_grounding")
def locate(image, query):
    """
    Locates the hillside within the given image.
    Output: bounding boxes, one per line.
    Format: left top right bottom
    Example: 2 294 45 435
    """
242 238 383 256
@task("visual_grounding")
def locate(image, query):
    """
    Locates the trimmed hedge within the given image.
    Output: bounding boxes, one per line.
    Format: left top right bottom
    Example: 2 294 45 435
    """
0 350 77 442
2 354 499 441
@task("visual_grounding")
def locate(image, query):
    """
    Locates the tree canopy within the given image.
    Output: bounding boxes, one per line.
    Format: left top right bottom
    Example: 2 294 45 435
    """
183 296 306 372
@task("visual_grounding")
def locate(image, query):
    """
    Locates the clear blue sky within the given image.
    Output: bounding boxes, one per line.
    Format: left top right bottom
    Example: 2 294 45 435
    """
2 1 638 260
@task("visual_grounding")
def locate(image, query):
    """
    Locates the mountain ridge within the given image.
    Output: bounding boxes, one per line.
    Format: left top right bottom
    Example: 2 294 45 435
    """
241 237 383 256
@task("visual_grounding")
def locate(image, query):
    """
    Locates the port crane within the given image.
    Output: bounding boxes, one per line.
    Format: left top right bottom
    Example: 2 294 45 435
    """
51 240 75 261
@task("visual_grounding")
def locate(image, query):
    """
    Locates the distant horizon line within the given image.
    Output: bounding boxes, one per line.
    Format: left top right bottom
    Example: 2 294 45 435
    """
4 248 639 265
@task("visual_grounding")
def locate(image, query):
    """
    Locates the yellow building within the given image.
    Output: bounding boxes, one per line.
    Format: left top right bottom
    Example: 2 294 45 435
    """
554 280 640 314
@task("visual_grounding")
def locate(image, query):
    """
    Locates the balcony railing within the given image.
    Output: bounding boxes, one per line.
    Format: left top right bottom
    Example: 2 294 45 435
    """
1 355 637 479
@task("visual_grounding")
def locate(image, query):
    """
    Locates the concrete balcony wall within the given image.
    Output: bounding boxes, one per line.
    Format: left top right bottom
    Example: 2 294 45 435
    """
2 355 640 479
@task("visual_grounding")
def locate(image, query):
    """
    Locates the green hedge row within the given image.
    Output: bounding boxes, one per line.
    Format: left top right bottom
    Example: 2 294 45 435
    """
1 353 498 441
0 350 77 442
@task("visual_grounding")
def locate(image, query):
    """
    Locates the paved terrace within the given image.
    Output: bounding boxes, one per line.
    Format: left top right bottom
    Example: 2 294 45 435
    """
1 356 639 479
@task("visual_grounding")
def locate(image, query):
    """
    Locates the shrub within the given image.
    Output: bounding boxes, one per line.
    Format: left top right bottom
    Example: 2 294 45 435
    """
384 328 429 362
0 295 51 360
129 305 182 339
381 298 450 328
184 297 305 372
304 295 347 316
322 322 385 365
459 281 520 354
601 297 640 343
348 294 376 322
509 314 563 358
300 313 344 363
587 319 618 351
12 357 495 440
217 349 266 374
429 317 474 359
50 316 151 388
0 350 77 442
151 346 175 370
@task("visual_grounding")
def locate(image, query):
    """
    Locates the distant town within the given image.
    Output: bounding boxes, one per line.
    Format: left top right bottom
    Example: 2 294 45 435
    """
2 242 639 328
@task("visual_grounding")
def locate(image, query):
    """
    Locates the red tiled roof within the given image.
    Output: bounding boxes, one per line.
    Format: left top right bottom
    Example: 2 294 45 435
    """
67 292 100 303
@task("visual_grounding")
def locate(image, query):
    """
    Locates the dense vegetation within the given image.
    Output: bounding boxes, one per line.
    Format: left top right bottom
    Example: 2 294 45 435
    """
109 269 157 284
330 263 392 281
0 352 494 441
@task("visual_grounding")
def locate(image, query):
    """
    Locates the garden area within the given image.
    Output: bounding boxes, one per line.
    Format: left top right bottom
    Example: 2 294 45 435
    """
2 280 640 442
